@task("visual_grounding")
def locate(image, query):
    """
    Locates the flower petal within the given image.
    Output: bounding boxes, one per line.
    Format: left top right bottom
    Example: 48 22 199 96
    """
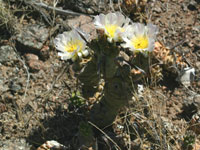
54 29 88 61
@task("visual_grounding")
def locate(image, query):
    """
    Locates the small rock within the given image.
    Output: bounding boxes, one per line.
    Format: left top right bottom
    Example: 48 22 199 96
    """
67 15 97 41
40 45 49 60
16 24 49 55
27 60 44 72
0 45 17 65
24 53 39 61
37 140 67 150
177 67 195 87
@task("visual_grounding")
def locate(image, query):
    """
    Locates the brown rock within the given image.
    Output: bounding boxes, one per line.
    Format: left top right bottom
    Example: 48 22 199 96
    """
40 45 49 60
27 60 44 72
24 53 39 61
67 15 97 41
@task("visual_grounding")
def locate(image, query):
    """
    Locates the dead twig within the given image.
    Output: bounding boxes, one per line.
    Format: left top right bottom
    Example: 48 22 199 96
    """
30 1 93 17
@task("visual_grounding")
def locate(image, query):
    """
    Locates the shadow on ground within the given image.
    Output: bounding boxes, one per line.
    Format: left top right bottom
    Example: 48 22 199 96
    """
26 106 84 149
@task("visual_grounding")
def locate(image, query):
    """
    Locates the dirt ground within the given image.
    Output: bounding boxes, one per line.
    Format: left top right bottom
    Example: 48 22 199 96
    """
0 0 200 150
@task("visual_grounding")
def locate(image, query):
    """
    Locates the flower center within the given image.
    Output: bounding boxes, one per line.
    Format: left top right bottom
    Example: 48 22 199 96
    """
65 40 83 53
105 25 118 38
132 36 149 50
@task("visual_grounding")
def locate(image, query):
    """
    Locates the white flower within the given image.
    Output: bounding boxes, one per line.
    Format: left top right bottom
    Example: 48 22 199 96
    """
54 30 89 61
94 12 130 42
121 23 158 53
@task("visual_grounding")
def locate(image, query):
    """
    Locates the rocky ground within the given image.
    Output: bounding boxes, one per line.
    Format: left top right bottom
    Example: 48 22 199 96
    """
0 0 200 150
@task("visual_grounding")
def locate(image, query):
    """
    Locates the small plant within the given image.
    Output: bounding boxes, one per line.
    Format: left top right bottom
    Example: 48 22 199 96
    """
69 91 85 107
54 11 158 147
182 131 196 150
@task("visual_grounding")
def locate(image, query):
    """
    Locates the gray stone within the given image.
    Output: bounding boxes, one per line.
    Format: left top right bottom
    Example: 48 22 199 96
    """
16 24 49 53
0 45 17 64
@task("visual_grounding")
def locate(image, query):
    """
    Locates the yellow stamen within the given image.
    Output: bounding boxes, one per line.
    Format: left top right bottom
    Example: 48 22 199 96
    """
65 40 83 52
105 25 118 38
132 36 149 50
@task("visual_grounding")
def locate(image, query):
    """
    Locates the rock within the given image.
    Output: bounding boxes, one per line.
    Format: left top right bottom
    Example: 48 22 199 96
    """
27 60 44 72
0 45 17 65
24 53 39 61
16 24 49 56
40 45 49 60
67 15 97 41
37 140 67 150
177 67 195 87
24 53 46 72
0 138 32 150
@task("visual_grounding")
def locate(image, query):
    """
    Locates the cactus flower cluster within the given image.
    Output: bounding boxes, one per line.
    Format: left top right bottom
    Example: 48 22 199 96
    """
54 12 158 61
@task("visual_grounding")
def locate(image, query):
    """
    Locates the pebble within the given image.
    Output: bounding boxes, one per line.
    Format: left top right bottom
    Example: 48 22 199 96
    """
27 60 44 72
40 45 49 60
24 53 39 61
